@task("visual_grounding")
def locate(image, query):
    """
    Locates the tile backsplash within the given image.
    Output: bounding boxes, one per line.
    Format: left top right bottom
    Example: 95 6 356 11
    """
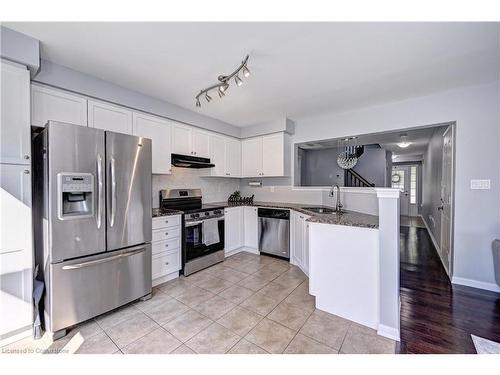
152 167 240 208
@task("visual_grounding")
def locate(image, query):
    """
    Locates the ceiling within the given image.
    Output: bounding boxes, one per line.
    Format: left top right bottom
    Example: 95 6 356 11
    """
5 22 500 127
297 125 447 157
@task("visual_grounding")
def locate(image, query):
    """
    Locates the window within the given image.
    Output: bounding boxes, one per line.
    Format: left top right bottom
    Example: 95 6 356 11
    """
410 166 417 204
391 169 405 192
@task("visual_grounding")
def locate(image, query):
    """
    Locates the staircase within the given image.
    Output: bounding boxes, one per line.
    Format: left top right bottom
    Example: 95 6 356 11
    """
344 168 375 187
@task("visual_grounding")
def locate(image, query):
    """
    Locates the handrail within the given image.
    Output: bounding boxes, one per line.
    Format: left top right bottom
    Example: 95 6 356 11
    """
344 168 375 187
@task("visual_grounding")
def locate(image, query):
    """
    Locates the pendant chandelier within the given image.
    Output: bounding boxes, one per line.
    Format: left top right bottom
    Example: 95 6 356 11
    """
337 137 359 169
195 55 251 107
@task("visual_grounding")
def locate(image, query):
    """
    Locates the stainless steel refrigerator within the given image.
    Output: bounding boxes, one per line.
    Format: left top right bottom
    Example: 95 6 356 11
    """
33 121 152 338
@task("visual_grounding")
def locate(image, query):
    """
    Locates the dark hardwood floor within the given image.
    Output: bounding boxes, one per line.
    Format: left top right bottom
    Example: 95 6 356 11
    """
396 225 500 354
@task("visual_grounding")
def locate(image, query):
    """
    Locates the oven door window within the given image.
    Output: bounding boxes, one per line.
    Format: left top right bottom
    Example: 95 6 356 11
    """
185 220 224 261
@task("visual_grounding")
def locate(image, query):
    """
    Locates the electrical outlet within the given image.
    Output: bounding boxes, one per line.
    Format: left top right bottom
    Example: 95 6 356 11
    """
270 186 275 193
470 179 491 190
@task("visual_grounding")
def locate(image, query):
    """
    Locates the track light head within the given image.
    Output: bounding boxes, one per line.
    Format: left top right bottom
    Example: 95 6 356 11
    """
220 82 229 93
243 65 251 78
195 98 201 107
205 92 212 102
235 75 243 87
218 87 225 98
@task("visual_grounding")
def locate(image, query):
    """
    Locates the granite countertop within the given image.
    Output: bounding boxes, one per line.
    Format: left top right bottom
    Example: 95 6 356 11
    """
152 208 184 218
205 201 379 229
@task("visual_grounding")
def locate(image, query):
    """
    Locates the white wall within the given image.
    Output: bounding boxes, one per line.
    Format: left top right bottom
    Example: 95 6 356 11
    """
289 81 500 290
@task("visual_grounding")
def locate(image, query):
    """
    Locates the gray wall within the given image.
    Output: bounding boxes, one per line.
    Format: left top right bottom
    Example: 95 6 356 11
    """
289 81 500 290
33 59 241 138
421 126 448 246
299 145 389 187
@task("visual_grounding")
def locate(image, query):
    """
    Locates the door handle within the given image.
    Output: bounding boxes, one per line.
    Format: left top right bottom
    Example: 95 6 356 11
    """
96 154 103 229
62 247 146 270
110 157 116 227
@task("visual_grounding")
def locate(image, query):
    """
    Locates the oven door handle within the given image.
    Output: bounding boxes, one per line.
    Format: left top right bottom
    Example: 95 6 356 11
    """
185 218 224 227
185 220 203 227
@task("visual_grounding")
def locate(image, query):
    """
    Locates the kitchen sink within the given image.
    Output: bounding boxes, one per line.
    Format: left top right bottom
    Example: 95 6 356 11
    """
302 207 336 214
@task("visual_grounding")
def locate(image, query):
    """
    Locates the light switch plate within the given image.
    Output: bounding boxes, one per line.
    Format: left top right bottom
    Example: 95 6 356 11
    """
270 186 275 193
470 179 491 190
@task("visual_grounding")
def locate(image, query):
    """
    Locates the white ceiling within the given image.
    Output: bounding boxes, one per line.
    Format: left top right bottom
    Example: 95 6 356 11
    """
298 125 447 157
5 22 500 127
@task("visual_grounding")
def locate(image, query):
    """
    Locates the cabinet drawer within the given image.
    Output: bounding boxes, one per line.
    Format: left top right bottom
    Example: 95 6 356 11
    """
152 215 181 230
152 227 181 242
152 250 180 279
152 238 180 255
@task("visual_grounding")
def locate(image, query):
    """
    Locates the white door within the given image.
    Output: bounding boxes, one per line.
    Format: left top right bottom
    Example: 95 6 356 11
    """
31 84 87 127
440 126 454 275
0 164 33 338
210 135 226 176
88 100 133 134
133 112 172 174
1 61 30 164
192 130 210 158
242 137 263 177
391 165 410 216
262 133 283 177
243 207 258 249
224 207 243 253
172 124 192 155
225 138 241 177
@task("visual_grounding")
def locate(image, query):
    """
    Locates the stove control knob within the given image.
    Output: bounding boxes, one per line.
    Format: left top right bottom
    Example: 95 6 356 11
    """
193 213 200 218
205 212 210 216
214 210 221 215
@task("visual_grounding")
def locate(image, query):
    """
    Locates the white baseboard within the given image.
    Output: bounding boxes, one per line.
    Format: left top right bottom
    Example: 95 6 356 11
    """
225 246 259 257
451 276 500 293
152 271 179 287
0 327 32 347
420 214 451 277
377 324 401 342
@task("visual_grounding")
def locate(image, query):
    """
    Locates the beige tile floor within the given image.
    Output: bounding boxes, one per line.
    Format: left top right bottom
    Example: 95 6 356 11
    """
1 252 395 354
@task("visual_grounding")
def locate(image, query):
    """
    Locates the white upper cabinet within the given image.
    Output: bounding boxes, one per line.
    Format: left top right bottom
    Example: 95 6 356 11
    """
209 135 241 177
225 138 241 177
172 123 210 158
262 133 285 176
132 112 172 175
209 134 226 176
31 84 87 127
192 130 210 158
1 61 30 164
242 137 263 177
241 133 289 178
88 100 133 134
172 123 192 155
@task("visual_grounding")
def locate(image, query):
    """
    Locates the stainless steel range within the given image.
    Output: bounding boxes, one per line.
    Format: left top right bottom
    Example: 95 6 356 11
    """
159 189 225 276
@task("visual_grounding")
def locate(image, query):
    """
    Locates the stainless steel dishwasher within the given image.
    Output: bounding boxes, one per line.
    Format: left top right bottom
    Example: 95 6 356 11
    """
258 208 290 259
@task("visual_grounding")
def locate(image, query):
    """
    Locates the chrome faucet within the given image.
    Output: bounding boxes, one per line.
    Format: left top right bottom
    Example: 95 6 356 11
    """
329 184 343 213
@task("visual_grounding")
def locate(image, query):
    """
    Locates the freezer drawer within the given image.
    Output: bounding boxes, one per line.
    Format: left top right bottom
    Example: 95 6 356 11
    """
48 244 152 333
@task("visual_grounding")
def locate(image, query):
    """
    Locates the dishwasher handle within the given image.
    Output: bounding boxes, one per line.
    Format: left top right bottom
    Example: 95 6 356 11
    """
257 208 290 220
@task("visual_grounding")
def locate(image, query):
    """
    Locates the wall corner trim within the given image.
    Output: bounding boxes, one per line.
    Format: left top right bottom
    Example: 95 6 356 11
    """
377 324 401 342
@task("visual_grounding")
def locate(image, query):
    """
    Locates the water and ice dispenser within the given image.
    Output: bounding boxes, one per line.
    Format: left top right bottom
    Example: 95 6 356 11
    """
57 173 94 220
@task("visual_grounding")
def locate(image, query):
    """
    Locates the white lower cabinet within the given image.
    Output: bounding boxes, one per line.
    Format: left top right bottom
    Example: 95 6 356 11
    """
243 207 258 250
224 207 244 254
290 210 311 275
151 215 181 285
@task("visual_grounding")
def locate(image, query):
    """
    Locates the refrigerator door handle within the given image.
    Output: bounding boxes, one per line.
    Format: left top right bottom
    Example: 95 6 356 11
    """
61 247 146 270
96 154 103 229
110 157 116 227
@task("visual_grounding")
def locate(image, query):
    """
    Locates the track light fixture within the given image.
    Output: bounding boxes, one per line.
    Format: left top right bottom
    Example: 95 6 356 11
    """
195 55 250 107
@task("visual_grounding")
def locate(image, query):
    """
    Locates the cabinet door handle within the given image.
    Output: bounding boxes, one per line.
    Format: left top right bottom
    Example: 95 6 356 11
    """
165 262 169 265
165 244 169 248
23 169 30 174
23 155 30 160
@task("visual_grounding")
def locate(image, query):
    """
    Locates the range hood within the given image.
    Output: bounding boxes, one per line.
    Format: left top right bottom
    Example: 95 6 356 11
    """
171 153 215 169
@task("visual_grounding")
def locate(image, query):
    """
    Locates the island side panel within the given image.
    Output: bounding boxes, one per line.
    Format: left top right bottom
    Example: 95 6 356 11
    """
309 222 379 329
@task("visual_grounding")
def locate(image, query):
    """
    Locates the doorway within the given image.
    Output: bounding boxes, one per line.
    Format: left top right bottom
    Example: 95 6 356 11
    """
391 164 420 217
